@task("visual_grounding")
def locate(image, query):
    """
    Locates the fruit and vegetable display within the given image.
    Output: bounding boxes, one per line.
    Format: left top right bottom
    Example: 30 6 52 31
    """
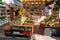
0 16 6 21
24 18 34 24
19 26 25 31
19 26 32 31
0 5 8 26
42 10 60 27
45 16 60 27
11 19 21 26
46 15 52 21
46 20 60 27
25 27 32 31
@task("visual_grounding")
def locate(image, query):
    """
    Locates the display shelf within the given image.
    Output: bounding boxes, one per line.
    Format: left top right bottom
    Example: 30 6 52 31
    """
11 28 30 37
7 9 10 15
0 4 8 26
0 15 6 17
10 24 34 37
0 20 8 26
12 26 32 32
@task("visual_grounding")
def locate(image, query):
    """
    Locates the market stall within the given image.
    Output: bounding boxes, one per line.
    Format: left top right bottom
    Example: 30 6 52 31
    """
3 0 60 37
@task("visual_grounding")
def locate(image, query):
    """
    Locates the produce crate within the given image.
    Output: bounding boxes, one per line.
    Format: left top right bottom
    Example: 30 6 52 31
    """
11 24 34 37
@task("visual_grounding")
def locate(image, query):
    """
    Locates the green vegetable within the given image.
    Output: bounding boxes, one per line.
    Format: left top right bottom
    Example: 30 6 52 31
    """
22 8 26 15
28 28 32 31
1 17 5 21
20 28 24 30
46 16 51 21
